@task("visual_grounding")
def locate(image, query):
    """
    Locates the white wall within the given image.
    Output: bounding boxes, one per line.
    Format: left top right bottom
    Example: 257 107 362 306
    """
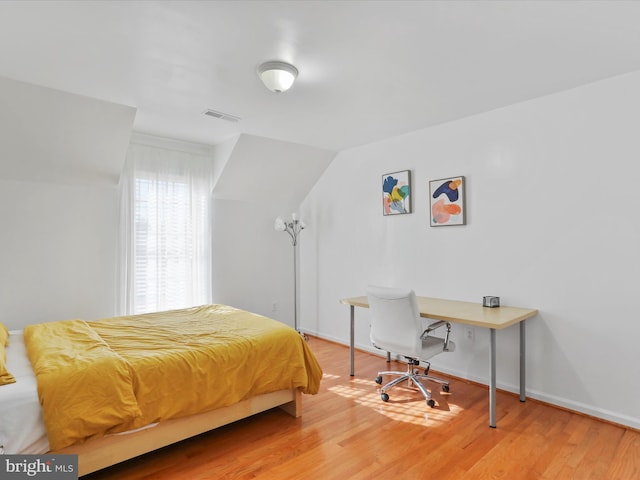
211 198 296 325
0 132 330 332
300 71 640 428
211 134 334 326
0 179 119 329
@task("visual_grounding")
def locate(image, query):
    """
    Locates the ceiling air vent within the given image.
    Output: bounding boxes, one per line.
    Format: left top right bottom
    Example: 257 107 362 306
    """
203 109 241 123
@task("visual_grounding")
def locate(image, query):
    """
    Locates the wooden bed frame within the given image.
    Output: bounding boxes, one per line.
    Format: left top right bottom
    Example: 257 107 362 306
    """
55 388 302 477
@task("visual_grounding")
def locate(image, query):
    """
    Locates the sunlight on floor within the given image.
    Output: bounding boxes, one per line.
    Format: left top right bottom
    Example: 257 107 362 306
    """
328 376 463 427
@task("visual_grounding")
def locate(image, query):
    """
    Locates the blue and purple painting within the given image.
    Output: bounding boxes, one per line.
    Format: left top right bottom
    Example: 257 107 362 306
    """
382 170 411 215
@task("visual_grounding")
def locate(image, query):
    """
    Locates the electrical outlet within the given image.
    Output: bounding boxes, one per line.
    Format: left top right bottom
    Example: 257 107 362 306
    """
465 327 474 341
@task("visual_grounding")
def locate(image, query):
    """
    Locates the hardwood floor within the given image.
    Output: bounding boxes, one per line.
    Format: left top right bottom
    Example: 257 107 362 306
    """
84 337 639 479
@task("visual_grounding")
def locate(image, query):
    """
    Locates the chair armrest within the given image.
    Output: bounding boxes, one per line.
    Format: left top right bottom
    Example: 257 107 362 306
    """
421 321 453 351
422 320 448 334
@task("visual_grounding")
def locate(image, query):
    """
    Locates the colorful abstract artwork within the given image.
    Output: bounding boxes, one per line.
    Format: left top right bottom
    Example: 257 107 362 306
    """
382 170 411 215
429 176 466 226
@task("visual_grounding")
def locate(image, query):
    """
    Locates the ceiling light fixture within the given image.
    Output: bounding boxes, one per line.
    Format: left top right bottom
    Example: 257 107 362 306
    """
257 61 298 93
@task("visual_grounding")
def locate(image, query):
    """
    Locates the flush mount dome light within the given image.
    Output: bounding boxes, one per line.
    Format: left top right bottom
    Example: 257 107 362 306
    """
257 61 298 93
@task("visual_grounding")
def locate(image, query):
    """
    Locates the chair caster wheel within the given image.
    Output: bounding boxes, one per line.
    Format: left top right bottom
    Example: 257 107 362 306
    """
381 393 390 402
375 376 383 385
427 399 436 408
442 384 450 393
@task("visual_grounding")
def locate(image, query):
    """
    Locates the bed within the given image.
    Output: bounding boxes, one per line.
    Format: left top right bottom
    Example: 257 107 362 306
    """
0 305 323 476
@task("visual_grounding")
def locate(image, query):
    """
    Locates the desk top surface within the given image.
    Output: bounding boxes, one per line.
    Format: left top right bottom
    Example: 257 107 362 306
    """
340 295 538 330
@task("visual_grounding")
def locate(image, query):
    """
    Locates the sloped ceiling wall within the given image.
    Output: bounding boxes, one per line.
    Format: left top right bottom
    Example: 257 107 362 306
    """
212 133 335 209
0 76 136 185
0 75 335 212
210 133 335 326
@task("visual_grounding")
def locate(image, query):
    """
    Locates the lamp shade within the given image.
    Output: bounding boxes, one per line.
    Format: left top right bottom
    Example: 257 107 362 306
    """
258 61 298 93
274 217 286 231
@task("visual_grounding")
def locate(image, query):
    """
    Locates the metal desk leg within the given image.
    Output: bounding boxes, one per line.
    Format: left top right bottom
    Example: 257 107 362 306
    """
520 320 526 402
490 328 497 428
350 305 355 376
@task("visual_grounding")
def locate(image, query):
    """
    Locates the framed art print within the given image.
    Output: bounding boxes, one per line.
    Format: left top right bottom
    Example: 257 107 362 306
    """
382 170 411 215
429 175 465 226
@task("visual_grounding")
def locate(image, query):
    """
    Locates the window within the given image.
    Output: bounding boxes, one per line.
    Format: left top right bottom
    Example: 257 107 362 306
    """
120 144 212 315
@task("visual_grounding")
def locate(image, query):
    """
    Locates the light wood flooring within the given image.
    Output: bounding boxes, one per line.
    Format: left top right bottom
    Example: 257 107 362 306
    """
84 336 639 479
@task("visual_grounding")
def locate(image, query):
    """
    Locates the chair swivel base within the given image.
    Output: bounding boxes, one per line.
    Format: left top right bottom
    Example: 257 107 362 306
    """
375 361 450 408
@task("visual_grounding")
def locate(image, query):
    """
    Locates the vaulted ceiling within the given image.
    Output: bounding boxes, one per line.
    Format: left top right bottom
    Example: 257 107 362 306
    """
1 1 640 187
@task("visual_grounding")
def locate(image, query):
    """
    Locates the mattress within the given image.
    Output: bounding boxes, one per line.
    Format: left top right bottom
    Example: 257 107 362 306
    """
0 330 49 454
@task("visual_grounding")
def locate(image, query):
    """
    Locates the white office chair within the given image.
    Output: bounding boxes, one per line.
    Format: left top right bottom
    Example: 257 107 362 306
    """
367 285 455 407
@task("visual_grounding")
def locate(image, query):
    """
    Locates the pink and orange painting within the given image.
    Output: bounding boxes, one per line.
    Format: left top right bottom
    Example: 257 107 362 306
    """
429 176 465 226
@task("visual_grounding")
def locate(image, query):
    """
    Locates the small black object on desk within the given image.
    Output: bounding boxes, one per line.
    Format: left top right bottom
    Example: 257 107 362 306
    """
483 296 500 308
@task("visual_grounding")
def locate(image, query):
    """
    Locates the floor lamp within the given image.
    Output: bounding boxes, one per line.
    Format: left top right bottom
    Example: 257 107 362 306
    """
274 214 306 338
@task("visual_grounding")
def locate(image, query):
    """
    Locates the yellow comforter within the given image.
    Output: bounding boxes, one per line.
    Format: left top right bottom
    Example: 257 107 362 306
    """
23 305 323 451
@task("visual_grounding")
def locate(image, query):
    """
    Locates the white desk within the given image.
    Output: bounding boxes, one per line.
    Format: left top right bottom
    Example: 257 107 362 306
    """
340 295 538 428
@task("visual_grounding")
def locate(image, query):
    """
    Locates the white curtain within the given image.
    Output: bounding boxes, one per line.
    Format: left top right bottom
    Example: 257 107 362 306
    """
119 143 213 315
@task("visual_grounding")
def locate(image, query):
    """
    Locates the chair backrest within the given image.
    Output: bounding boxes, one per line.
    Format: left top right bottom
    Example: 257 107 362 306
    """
367 285 422 358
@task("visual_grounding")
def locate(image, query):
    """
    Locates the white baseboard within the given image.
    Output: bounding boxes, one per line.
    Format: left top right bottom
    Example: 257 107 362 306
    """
303 330 640 430
525 389 640 430
431 365 640 429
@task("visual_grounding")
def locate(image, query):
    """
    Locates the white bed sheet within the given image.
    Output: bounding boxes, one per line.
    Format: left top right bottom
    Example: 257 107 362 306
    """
1 329 159 456
0 330 49 454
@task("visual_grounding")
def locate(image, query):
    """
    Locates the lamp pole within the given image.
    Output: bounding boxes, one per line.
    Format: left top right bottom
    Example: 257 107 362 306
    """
274 214 306 338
